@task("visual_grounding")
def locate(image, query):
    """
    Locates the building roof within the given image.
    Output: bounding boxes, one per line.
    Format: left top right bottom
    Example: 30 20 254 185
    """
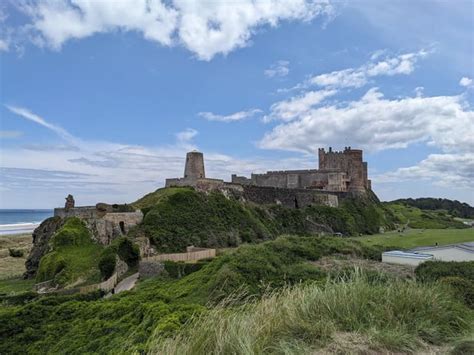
382 250 434 259
410 242 474 254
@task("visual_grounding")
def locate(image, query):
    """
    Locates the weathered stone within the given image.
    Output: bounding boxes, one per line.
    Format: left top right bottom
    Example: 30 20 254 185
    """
65 194 75 210
139 260 165 278
24 216 64 279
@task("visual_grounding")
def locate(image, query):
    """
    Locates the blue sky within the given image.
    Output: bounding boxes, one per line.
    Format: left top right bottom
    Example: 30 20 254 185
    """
0 0 473 208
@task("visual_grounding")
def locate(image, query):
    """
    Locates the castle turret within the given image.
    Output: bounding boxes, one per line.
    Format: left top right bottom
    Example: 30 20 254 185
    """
184 151 205 180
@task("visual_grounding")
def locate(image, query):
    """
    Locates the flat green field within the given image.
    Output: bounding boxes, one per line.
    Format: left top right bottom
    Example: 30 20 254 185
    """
355 228 474 249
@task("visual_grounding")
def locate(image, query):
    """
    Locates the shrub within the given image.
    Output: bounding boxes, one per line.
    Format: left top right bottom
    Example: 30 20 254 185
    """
114 237 140 267
441 277 474 308
98 248 116 279
8 248 24 258
51 217 92 247
415 261 474 282
152 273 473 354
164 260 209 279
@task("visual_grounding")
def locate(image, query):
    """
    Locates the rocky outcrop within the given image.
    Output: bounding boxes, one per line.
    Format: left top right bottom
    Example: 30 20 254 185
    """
24 217 64 279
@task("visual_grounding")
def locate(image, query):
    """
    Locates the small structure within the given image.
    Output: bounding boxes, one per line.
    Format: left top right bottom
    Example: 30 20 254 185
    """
54 201 143 245
410 242 474 262
382 242 474 266
65 194 75 210
382 250 434 266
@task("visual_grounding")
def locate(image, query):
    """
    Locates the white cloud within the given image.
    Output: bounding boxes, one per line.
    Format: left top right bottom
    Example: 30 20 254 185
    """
308 49 429 89
264 89 336 122
459 77 473 87
5 105 78 144
199 109 262 122
0 130 23 139
264 60 290 78
374 153 474 189
13 0 333 60
175 128 198 149
259 88 474 154
0 38 8 51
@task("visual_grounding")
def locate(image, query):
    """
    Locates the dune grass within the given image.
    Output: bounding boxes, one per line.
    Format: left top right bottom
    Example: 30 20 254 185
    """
151 272 473 355
355 228 474 249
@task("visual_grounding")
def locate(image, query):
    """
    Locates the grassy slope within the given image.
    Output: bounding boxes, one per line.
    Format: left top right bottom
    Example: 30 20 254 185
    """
355 228 474 249
36 218 103 287
1 236 472 354
131 188 392 253
0 236 382 354
152 274 472 355
386 203 468 229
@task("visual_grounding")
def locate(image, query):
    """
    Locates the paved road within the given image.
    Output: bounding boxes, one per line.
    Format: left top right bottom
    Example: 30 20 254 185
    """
113 272 139 294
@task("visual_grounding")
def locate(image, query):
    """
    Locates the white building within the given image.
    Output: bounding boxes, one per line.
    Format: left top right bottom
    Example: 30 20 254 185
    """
382 242 474 266
382 250 434 266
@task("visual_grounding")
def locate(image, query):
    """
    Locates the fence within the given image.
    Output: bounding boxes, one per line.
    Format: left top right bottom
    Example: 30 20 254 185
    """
145 248 216 263
35 271 119 294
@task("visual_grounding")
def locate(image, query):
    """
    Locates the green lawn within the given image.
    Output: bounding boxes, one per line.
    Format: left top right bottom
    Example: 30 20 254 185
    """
355 228 474 249
0 277 35 294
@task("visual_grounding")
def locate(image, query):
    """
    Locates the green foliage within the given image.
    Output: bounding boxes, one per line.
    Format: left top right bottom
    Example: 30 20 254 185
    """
163 260 210 279
415 261 474 282
8 248 24 257
152 273 473 354
386 203 468 229
451 339 474 355
131 187 192 211
440 277 474 308
98 248 116 279
138 189 392 253
391 197 474 219
1 237 472 354
51 217 94 247
142 189 273 252
36 218 103 287
114 237 140 267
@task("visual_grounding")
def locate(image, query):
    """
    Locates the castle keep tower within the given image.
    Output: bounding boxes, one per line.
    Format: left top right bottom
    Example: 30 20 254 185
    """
318 147 369 192
184 151 205 180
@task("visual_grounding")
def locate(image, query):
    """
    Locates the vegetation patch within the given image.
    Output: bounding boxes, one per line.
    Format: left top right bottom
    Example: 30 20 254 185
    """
36 218 103 287
132 188 393 253
152 273 473 354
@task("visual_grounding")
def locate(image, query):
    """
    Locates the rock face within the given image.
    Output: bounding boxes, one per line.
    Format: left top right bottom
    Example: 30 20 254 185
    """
24 217 64 279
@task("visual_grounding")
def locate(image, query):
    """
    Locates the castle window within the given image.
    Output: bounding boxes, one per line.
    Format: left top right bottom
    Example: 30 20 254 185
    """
119 221 125 234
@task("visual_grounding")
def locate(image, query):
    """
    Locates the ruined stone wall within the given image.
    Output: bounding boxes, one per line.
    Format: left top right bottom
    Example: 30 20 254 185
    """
249 170 330 189
225 185 338 209
53 207 143 245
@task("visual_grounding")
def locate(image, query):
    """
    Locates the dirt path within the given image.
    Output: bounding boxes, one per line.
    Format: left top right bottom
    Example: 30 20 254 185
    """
114 272 139 294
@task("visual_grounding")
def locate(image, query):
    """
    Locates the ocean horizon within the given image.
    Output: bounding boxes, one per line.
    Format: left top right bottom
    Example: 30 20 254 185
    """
0 209 53 235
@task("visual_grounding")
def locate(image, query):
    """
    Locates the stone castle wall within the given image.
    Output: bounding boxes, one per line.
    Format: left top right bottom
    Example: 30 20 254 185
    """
224 185 339 209
54 206 143 245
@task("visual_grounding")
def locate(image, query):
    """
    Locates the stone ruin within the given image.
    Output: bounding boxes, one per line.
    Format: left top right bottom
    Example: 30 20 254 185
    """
164 147 375 209
54 200 143 245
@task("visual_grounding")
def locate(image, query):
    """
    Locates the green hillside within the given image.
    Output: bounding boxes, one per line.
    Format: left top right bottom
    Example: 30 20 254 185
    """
385 202 468 229
1 236 472 354
130 188 394 253
390 198 474 219
36 218 104 287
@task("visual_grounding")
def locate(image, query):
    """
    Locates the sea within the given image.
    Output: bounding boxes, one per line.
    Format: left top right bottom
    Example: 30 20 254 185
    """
0 209 54 236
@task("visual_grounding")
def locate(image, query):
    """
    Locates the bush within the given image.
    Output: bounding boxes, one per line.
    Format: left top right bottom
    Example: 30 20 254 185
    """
164 260 209 279
98 248 116 279
8 248 24 258
114 237 140 267
415 261 474 282
441 277 474 308
152 273 473 354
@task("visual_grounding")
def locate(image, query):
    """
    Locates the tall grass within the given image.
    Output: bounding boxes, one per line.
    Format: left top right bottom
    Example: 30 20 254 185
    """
150 271 472 354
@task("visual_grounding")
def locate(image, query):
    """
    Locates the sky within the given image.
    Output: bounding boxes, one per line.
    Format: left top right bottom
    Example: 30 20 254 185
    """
0 0 473 209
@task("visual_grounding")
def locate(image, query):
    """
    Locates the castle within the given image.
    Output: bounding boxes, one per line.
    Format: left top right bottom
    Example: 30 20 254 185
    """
165 147 372 209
